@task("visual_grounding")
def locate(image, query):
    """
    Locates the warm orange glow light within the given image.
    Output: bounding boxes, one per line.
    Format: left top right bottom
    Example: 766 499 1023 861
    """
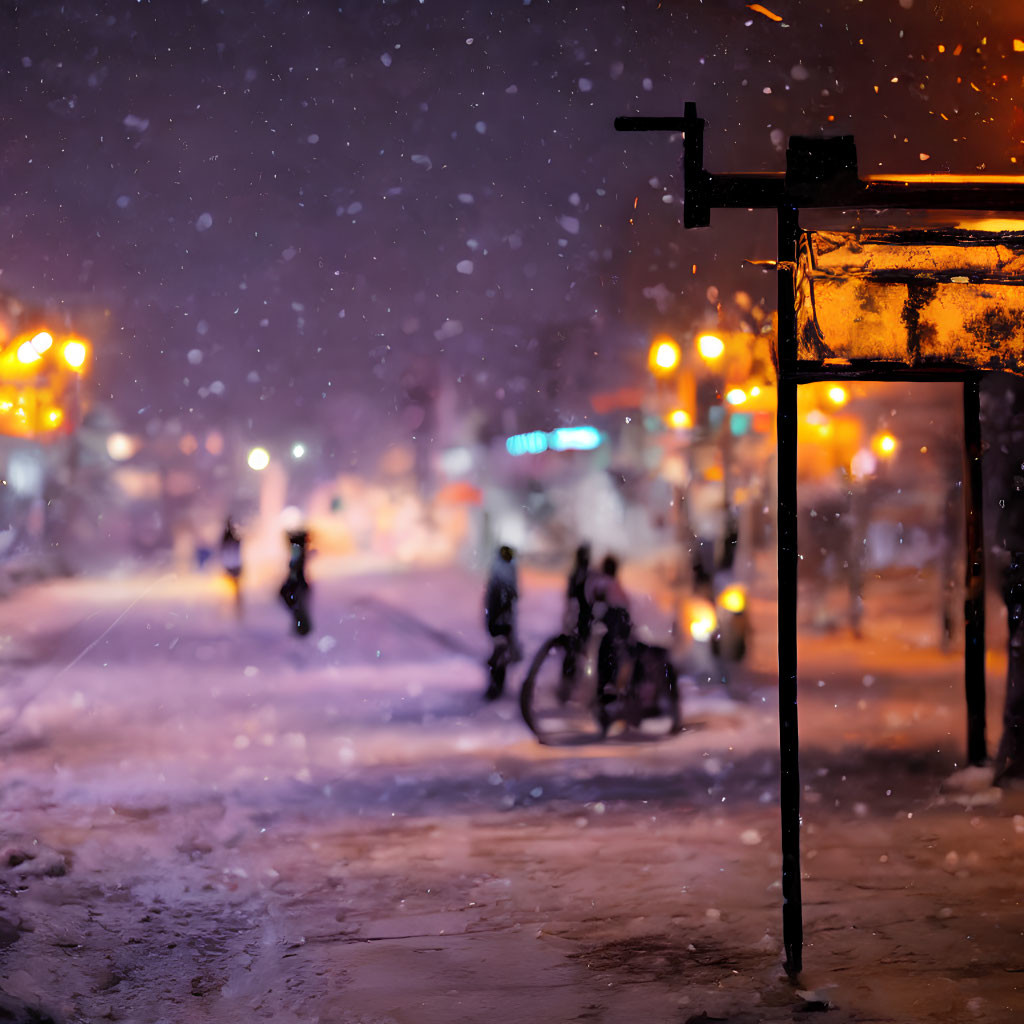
688 599 717 642
649 336 681 374
16 331 53 364
873 432 897 457
62 340 88 369
667 408 692 430
867 173 1024 185
828 385 848 405
697 334 725 360
718 584 746 614
747 3 782 21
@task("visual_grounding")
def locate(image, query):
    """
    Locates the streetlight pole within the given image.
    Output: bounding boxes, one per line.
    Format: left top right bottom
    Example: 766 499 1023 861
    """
616 98 1024 978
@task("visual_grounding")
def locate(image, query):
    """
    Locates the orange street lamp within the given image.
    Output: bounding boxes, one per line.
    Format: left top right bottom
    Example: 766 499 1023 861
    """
648 335 681 374
61 339 89 370
667 408 692 429
872 431 897 457
16 331 53 364
828 385 848 406
697 333 725 361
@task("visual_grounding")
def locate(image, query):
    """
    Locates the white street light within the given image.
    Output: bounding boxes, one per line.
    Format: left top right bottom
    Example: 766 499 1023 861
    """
106 432 139 461
247 446 270 471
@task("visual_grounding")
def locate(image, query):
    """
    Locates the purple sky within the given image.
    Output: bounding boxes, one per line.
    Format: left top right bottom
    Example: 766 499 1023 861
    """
0 1 1019 456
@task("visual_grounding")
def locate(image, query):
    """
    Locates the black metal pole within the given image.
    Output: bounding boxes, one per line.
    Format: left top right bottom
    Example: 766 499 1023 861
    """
777 203 803 977
963 376 988 765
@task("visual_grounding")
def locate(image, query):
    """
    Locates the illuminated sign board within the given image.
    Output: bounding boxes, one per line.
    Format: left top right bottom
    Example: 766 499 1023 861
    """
505 425 604 457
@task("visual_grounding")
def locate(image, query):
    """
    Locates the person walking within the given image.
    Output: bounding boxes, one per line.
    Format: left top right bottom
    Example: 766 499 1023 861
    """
219 517 244 618
483 544 519 701
279 529 313 636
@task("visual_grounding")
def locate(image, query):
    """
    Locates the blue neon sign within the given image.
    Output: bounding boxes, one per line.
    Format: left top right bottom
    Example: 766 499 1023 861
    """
506 425 603 456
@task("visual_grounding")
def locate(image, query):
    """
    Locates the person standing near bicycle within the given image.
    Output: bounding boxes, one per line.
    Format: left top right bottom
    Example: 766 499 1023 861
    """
587 554 632 732
483 544 520 701
560 543 593 683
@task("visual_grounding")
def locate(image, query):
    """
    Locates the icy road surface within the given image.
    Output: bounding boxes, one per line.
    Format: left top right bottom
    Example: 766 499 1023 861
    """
0 560 1021 1023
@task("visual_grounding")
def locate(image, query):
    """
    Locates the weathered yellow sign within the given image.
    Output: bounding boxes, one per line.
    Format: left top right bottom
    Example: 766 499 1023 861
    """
796 229 1024 374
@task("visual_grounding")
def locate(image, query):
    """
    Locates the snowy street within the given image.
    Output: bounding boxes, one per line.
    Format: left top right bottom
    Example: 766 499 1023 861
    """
0 560 1022 1023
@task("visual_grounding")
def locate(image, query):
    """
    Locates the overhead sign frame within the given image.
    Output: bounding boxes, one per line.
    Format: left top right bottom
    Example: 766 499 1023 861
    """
617 103 1024 978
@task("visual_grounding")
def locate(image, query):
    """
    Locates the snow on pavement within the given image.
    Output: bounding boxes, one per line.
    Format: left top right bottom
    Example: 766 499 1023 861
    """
0 561 1020 1022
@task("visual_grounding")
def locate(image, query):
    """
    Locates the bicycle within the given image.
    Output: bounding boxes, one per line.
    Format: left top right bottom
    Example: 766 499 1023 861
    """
519 624 682 744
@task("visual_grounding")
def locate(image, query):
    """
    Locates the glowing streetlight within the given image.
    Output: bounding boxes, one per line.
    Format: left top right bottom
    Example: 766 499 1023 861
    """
16 331 53 364
688 599 717 642
62 340 88 370
697 333 725 361
648 335 681 374
718 584 746 614
106 432 139 461
247 446 271 471
667 408 692 430
828 385 848 406
725 388 747 406
291 442 306 459
873 432 897 457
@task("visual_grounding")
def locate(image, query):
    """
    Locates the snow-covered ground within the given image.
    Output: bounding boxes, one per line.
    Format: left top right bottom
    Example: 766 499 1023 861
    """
0 556 1021 1023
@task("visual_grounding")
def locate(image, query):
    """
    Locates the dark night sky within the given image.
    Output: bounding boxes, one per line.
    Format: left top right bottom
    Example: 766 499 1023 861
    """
0 0 1020 456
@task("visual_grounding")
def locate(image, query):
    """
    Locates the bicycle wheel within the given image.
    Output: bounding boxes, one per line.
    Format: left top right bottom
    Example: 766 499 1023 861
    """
520 634 603 743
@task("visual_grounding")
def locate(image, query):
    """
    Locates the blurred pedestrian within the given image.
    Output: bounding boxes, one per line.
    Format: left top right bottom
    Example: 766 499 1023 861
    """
279 529 313 636
587 554 632 733
220 517 244 618
560 543 592 685
483 544 519 700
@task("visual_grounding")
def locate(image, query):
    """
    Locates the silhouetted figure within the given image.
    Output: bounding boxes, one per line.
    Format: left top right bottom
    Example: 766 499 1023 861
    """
691 537 715 598
719 512 739 573
220 517 243 618
587 554 632 733
483 545 519 700
561 543 592 684
279 529 313 636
